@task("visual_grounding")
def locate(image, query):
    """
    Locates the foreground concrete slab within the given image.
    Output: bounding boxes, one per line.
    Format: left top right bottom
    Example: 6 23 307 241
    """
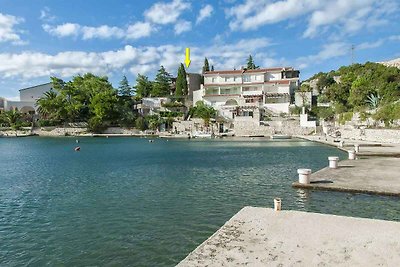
177 207 400 267
293 157 400 196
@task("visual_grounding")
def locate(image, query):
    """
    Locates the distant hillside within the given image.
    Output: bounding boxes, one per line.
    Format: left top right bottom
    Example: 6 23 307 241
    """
378 58 400 69
302 62 400 126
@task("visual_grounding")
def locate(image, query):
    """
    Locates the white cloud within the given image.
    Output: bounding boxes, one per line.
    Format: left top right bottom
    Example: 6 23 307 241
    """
0 38 274 80
39 7 56 22
81 25 124 40
43 23 80 37
126 22 154 39
296 42 349 68
43 21 154 40
389 35 400 41
227 0 398 39
303 0 378 38
196 4 214 24
0 12 25 45
227 0 319 31
357 39 385 50
174 20 191 34
144 0 191 25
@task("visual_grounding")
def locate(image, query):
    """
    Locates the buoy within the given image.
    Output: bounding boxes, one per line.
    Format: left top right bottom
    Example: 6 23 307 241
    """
75 146 81 151
76 139 79 143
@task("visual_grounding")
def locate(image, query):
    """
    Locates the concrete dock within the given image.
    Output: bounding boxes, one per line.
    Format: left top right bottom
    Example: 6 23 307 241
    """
293 157 400 196
292 136 400 196
177 207 400 266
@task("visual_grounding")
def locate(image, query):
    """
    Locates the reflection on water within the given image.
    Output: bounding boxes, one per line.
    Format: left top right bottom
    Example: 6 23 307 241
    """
0 137 399 267
295 188 311 208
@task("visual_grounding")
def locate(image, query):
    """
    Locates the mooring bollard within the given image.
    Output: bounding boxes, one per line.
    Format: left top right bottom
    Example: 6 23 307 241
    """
274 198 282 211
348 150 356 160
297 169 312 184
354 144 360 153
328 156 339 168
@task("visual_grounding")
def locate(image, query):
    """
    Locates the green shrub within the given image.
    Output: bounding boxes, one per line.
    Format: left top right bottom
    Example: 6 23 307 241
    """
338 112 353 125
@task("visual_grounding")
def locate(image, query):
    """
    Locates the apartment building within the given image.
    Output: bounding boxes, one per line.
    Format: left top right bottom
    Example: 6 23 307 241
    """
1 83 53 114
193 67 300 119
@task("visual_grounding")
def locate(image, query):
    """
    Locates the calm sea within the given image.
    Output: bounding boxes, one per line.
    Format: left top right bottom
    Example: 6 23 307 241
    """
0 137 399 266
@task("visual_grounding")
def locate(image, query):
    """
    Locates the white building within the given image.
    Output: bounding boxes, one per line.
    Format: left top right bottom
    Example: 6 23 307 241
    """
1 83 53 114
193 67 299 118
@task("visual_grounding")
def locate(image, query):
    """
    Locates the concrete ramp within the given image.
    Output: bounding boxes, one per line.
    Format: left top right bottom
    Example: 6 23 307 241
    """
177 207 400 266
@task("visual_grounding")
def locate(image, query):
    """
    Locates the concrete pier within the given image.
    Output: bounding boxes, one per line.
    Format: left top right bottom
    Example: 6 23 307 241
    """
177 207 400 266
292 157 400 196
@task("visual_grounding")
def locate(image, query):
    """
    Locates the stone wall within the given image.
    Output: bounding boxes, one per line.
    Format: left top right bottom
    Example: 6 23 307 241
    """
340 127 400 143
102 127 140 134
234 117 316 137
33 127 88 136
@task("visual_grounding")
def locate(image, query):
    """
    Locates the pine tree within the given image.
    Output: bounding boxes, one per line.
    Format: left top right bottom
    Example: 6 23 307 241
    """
202 58 210 73
134 74 152 98
151 66 172 97
246 55 259 69
118 75 132 97
175 63 188 98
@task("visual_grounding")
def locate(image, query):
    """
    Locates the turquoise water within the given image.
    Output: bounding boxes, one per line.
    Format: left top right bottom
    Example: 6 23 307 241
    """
0 137 399 266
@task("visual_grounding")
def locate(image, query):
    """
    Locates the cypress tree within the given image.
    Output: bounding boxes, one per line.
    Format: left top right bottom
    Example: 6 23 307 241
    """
176 63 188 97
202 58 210 73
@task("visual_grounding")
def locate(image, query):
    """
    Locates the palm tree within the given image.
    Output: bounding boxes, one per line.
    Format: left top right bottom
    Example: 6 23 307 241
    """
3 109 22 131
36 91 58 119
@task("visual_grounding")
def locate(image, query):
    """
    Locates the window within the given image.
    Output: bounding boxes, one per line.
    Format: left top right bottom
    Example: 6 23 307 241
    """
233 76 236 82
225 77 228 82
243 75 251 82
212 77 216 83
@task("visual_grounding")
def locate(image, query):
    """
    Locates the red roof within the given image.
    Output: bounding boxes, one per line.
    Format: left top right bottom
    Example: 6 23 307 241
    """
204 80 291 87
204 67 293 75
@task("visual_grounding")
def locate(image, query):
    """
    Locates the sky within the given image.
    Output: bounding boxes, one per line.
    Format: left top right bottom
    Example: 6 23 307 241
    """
0 0 399 99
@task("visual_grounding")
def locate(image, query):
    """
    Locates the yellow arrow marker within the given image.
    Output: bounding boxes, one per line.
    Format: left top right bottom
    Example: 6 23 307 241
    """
184 47 191 68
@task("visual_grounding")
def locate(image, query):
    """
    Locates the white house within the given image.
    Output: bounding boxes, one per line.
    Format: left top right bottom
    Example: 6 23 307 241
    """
194 67 300 119
1 83 53 114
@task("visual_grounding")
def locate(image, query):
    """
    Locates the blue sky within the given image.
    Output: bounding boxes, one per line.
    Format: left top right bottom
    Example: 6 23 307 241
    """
0 0 399 99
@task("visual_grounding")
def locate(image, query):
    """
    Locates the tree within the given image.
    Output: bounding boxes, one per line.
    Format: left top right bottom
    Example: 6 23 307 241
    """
146 115 160 130
175 63 188 97
246 55 259 69
118 75 132 97
202 57 210 73
298 84 311 107
36 90 61 120
135 116 146 131
151 66 172 97
134 74 152 98
211 65 214 71
189 101 216 126
3 110 22 129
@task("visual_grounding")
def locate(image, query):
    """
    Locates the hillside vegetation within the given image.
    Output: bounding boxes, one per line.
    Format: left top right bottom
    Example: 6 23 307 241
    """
307 62 400 126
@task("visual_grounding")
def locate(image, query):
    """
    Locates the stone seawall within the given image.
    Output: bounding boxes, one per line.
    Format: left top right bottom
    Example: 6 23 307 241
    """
234 118 316 137
341 128 400 144
33 127 88 136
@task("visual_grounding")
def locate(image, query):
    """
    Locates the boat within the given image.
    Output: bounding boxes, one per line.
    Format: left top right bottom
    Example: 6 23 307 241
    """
271 134 292 140
193 132 212 138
